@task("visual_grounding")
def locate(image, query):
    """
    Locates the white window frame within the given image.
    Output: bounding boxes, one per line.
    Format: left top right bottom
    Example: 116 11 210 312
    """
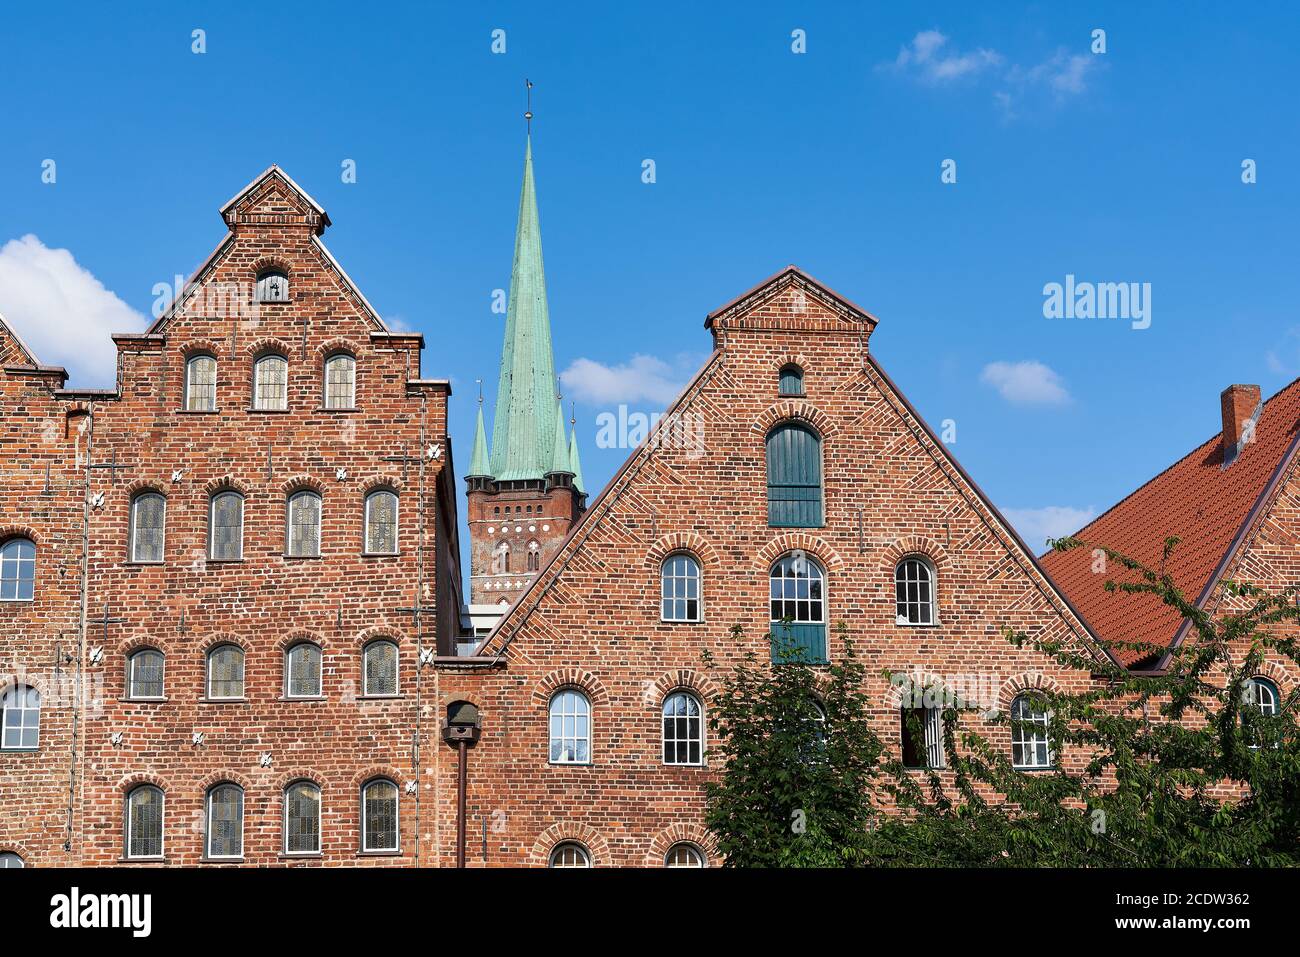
284 642 322 699
208 491 244 561
769 554 826 626
128 491 166 563
0 684 40 751
283 781 322 856
124 784 165 860
126 648 165 701
902 705 945 769
664 842 705 867
662 691 703 766
1010 694 1053 769
0 538 36 603
549 689 592 765
0 852 23 868
253 354 289 411
323 353 356 409
661 553 702 623
205 784 244 860
285 490 322 558
895 556 937 626
185 353 217 412
548 842 591 868
362 639 399 697
361 778 400 853
206 644 245 701
1245 676 1279 716
363 489 399 555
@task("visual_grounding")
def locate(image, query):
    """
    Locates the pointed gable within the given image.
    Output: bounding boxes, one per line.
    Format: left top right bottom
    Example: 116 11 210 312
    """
220 165 331 236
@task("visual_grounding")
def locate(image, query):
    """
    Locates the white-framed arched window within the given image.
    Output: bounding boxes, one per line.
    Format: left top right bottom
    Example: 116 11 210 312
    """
548 842 591 868
1010 694 1052 769
361 778 399 853
324 353 356 409
661 553 701 622
362 639 398 696
895 556 937 626
1245 676 1280 716
126 648 165 700
206 644 245 700
208 490 244 561
185 353 217 412
256 269 289 303
0 537 36 602
0 852 23 868
662 691 703 765
205 783 243 859
364 489 398 555
128 491 166 563
0 684 40 751
284 780 321 856
253 353 289 411
664 842 705 867
769 554 827 663
125 784 164 860
549 689 591 764
284 642 322 699
286 490 322 558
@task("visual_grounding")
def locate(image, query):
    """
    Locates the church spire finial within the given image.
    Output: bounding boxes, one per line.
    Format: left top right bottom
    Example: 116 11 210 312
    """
524 78 534 134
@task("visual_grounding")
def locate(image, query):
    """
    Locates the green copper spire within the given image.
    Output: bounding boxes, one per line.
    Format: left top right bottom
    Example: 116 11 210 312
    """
547 398 572 476
568 422 585 494
467 399 492 478
490 136 561 482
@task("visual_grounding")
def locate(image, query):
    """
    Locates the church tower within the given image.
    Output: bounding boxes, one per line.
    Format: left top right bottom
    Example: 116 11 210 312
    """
466 135 586 610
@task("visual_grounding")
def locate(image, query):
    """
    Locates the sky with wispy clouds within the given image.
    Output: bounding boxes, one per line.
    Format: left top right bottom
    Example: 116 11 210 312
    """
1 2 1297 557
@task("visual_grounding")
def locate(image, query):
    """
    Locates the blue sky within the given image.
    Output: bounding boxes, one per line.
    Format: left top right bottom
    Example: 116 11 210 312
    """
2 1 1298 558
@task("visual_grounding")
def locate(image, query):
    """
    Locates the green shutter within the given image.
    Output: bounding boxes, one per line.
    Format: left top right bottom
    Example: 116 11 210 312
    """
766 425 823 527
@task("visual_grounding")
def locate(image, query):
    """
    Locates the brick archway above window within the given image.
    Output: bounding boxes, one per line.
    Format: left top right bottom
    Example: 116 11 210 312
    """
529 822 610 867
645 532 719 570
198 632 248 655
117 634 170 657
883 536 952 572
272 768 326 792
532 668 609 706
996 672 1064 715
349 764 406 791
280 474 325 496
646 822 719 866
648 669 718 708
196 769 252 793
359 473 404 494
755 533 845 573
179 339 223 360
1249 658 1296 693
752 399 835 438
203 475 250 497
250 256 292 279
354 626 407 649
774 353 812 376
123 479 166 498
273 630 327 653
244 337 293 359
0 672 52 698
316 337 361 360
116 770 170 795
0 524 40 546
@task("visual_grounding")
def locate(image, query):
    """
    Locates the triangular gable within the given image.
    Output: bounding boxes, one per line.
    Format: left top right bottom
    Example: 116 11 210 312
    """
704 265 881 331
220 165 330 234
0 310 41 366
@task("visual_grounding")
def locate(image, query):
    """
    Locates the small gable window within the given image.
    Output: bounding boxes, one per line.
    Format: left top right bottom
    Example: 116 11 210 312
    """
661 554 701 622
256 269 289 303
779 364 804 396
895 557 936 626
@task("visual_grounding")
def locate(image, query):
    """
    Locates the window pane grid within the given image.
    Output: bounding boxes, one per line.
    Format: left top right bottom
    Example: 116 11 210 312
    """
895 558 935 625
325 355 355 409
1 685 40 750
364 641 398 696
1010 696 1052 768
661 555 701 621
549 690 591 764
362 780 398 851
254 355 288 410
0 539 36 601
662 692 702 765
186 355 216 411
549 842 590 868
665 843 704 867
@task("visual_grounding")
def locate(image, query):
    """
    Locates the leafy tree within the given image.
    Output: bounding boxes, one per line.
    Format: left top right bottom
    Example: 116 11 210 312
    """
702 622 883 866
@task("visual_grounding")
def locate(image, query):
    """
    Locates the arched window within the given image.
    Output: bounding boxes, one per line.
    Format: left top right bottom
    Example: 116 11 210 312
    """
125 785 164 860
361 778 398 853
324 353 356 409
362 640 398 697
205 783 243 859
286 490 322 558
1245 676 1280 716
126 648 165 700
527 541 540 572
0 537 36 601
900 702 944 769
548 689 591 764
895 557 936 625
253 354 289 411
495 541 511 574
0 852 23 868
284 781 321 855
364 489 398 555
0 685 40 750
766 423 823 527
1010 694 1052 769
256 269 289 303
548 842 591 868
769 554 827 663
206 644 245 700
778 364 804 396
185 353 217 412
662 691 703 765
285 642 322 698
209 491 244 561
128 491 166 563
664 843 705 867
661 554 701 622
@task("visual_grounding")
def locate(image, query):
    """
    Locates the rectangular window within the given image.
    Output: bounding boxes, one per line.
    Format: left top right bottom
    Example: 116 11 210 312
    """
901 707 945 769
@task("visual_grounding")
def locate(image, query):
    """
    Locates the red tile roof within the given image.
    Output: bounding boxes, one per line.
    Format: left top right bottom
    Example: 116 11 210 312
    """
1040 378 1300 668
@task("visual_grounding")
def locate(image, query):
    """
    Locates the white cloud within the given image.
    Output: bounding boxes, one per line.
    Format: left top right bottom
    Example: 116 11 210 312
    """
1001 505 1097 554
0 234 145 386
980 360 1070 405
889 30 1003 84
560 354 690 406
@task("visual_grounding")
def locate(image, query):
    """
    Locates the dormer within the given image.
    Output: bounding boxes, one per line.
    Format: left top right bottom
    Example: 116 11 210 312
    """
220 165 331 237
703 265 879 349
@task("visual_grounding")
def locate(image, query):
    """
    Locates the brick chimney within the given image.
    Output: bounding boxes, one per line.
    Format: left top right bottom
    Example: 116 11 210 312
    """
1221 384 1261 467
